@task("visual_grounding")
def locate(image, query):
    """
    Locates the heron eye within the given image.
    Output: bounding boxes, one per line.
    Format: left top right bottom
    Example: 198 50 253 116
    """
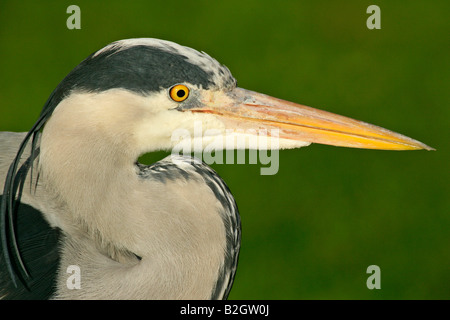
169 84 190 102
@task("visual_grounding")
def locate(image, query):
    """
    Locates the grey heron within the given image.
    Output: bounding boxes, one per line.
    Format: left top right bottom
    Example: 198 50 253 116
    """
0 38 432 300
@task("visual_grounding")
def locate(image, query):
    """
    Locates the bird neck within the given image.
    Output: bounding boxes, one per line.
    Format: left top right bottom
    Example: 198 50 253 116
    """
37 92 232 299
38 102 141 251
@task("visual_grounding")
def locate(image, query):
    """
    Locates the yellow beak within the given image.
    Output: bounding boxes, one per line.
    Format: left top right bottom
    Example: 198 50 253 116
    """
193 87 433 151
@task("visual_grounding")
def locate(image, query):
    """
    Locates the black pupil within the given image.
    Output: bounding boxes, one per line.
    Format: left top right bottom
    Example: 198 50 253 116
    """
177 89 186 98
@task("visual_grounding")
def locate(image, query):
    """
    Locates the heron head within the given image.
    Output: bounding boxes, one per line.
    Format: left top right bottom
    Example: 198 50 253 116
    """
40 38 432 165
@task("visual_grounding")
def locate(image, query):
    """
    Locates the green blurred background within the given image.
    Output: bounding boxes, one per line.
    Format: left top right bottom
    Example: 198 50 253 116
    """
0 1 448 299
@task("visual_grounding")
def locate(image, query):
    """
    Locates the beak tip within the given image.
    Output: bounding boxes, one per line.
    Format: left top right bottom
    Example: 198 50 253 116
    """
422 144 436 151
396 141 435 151
403 143 434 151
407 138 435 151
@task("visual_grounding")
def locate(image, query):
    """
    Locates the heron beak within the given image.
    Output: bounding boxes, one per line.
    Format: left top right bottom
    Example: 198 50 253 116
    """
192 87 433 150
